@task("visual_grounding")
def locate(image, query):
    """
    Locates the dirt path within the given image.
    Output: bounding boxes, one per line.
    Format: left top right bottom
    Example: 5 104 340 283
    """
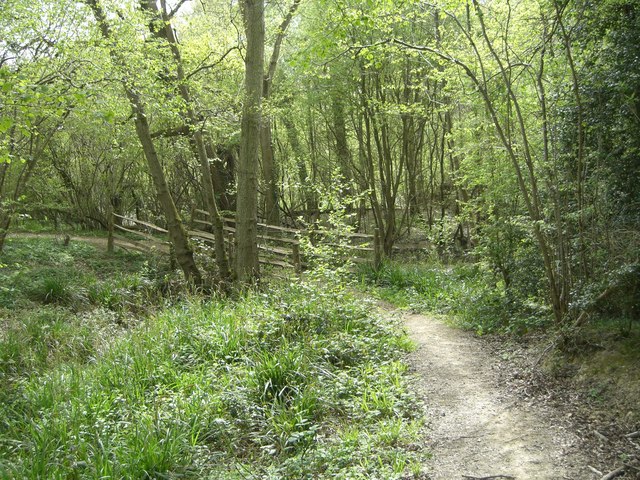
403 312 590 480
9 232 169 254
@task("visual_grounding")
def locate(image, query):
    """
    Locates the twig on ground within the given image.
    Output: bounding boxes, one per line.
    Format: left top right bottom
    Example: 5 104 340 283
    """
588 465 603 476
599 466 626 480
626 431 640 439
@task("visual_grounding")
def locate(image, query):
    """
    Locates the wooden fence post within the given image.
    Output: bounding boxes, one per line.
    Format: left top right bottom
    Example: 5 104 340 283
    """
292 242 301 275
107 210 114 253
227 232 235 269
373 228 382 271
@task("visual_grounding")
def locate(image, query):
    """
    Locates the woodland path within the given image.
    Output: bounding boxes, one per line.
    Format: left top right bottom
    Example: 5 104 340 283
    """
402 311 591 480
8 232 169 254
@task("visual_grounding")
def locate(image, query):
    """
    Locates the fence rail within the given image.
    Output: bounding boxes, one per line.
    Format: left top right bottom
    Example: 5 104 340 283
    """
108 211 381 274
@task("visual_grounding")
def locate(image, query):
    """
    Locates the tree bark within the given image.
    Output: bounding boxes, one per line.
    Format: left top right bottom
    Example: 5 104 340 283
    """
141 0 230 281
86 0 202 286
126 88 202 285
236 0 264 283
0 213 11 253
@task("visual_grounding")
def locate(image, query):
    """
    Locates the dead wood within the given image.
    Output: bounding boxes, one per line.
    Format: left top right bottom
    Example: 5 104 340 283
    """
588 465 604 476
599 466 626 480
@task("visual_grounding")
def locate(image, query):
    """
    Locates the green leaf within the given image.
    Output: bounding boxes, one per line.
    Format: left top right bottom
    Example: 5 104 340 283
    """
0 117 13 134
102 111 116 124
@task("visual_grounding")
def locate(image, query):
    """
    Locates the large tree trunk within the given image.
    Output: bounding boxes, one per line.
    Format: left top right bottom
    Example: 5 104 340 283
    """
86 0 202 285
236 0 264 283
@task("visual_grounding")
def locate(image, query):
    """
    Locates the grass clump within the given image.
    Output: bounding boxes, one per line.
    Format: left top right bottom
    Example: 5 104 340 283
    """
0 278 426 479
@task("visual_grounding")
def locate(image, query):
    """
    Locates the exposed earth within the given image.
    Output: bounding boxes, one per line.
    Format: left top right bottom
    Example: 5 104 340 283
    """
401 311 639 480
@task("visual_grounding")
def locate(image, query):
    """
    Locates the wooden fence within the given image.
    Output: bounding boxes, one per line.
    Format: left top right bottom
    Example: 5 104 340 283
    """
108 211 381 274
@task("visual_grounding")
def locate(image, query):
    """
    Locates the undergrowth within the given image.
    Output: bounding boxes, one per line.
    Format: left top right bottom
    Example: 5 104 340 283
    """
0 237 169 311
360 259 551 335
0 237 173 392
0 238 426 479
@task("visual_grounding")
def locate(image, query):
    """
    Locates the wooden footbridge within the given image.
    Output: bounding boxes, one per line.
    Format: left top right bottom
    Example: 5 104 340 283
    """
108 210 382 274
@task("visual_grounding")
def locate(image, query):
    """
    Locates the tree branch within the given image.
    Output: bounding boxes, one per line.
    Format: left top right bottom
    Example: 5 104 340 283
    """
265 0 301 90
185 45 239 80
167 0 191 19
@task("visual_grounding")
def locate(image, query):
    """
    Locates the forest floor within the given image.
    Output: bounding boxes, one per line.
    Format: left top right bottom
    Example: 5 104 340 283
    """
6 233 636 478
10 231 169 254
399 309 640 480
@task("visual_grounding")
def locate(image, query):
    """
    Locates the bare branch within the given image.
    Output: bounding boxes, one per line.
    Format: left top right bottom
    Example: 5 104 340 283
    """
185 45 239 80
167 0 191 19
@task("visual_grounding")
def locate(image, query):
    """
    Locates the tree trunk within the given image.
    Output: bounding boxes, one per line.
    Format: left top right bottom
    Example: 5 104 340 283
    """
0 213 11 253
236 0 264 283
141 0 230 281
86 0 202 285
282 115 316 218
261 120 279 225
332 97 355 198
260 0 300 226
127 88 202 285
207 143 236 212
471 0 567 322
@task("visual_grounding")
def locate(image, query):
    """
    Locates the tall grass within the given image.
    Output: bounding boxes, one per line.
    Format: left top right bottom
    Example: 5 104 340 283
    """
0 237 171 411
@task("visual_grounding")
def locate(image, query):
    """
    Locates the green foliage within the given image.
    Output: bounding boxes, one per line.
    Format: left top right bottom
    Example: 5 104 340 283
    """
0 271 425 478
0 307 97 382
0 237 167 311
299 172 366 277
0 236 172 409
362 259 552 335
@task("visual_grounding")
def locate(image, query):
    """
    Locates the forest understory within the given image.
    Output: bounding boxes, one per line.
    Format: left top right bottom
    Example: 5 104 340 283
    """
405 309 640 479
0 235 637 478
369 260 640 479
